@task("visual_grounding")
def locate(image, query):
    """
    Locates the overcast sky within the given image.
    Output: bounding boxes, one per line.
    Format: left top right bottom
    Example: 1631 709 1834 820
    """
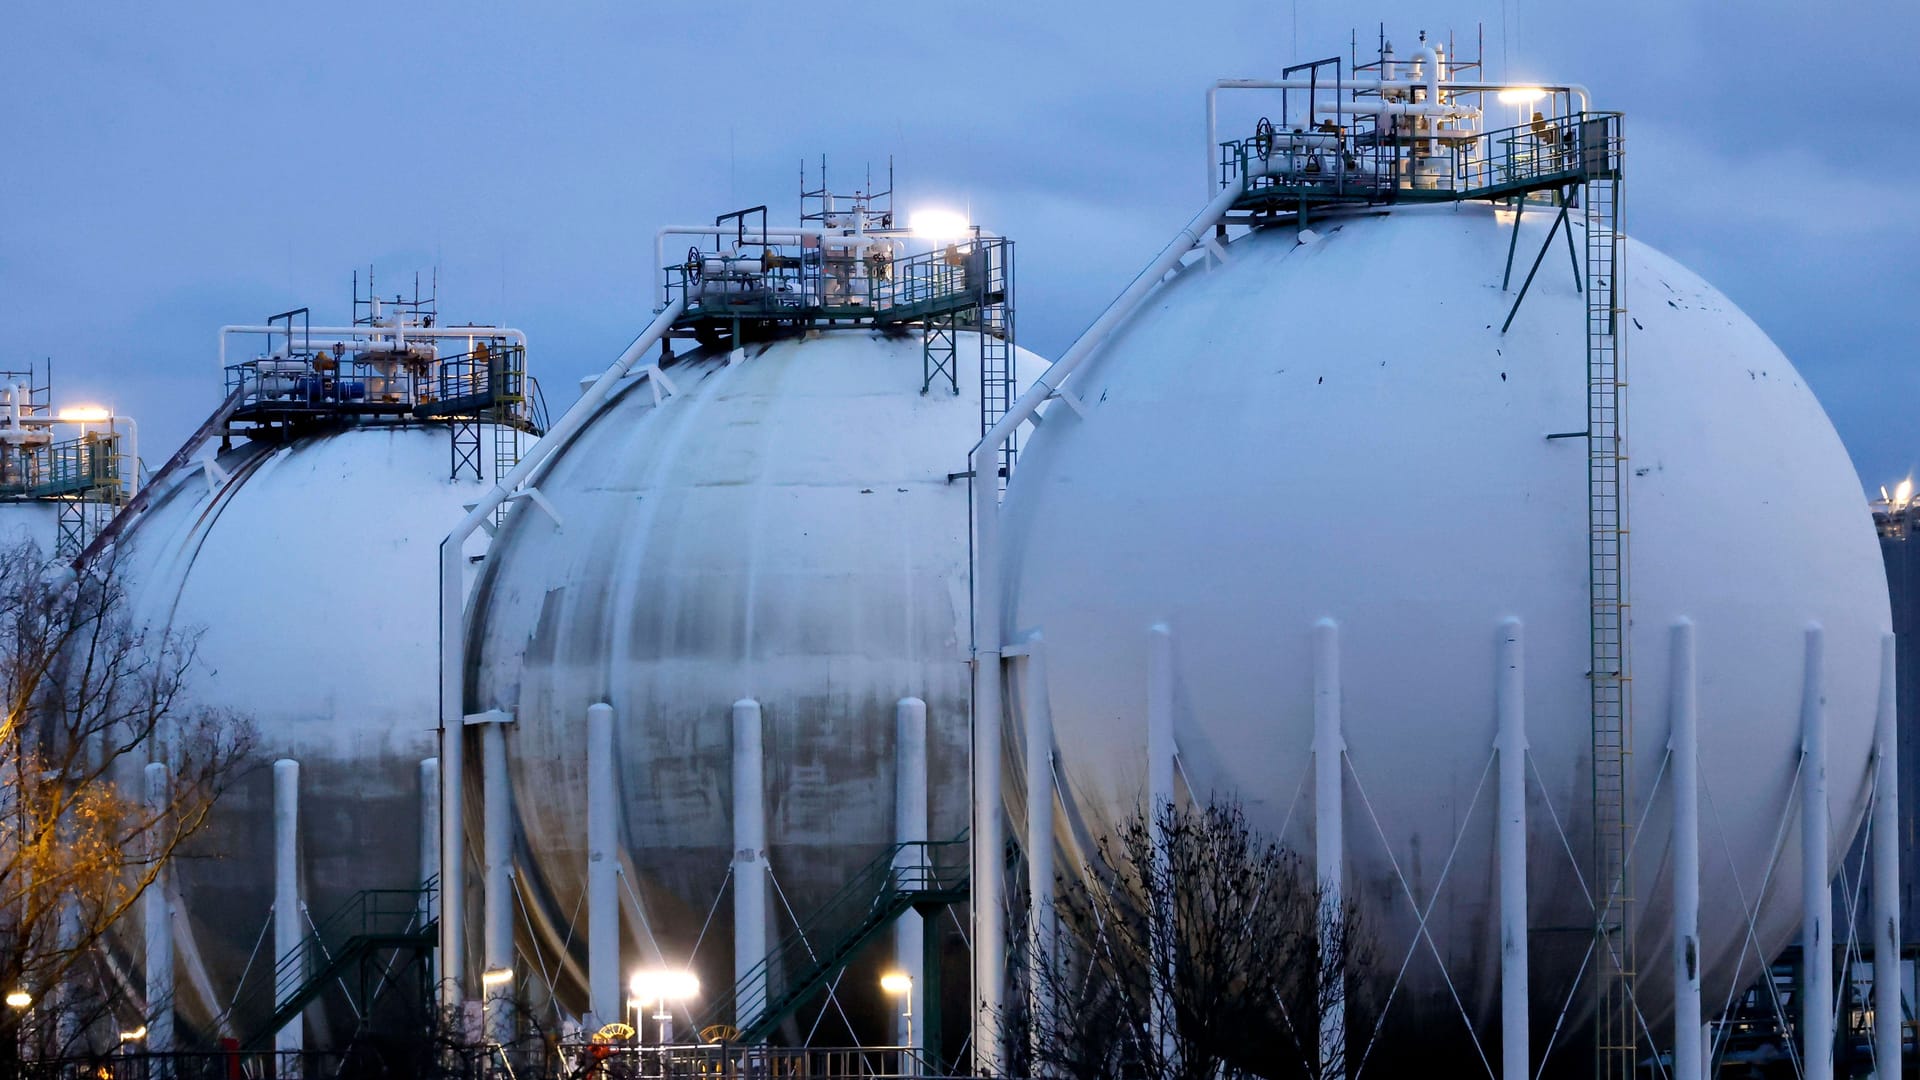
4 1 1914 492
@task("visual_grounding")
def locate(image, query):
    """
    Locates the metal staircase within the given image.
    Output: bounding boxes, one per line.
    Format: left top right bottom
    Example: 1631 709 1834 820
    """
1578 116 1635 1079
701 834 969 1046
247 881 438 1050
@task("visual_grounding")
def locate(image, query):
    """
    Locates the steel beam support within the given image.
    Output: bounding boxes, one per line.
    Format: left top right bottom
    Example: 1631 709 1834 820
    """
588 702 620 1026
735 699 769 1026
1495 619 1529 1080
1801 626 1832 1080
1669 621 1702 1080
1872 632 1901 1076
481 715 515 1042
146 761 176 1063
1021 640 1055 1070
895 697 930 1053
272 759 301 1062
1313 618 1345 1077
1147 624 1176 1067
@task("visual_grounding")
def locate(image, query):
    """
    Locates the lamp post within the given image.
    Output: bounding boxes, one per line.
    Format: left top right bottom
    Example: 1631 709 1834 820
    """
7 990 31 1064
881 973 914 1073
629 970 700 1049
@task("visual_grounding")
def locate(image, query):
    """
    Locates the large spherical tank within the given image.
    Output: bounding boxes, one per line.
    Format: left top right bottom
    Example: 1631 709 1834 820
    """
466 330 1044 1035
997 202 1887 1066
114 424 498 1035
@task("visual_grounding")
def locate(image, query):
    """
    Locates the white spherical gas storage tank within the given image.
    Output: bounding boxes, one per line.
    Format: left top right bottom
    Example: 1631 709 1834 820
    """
0 501 58 552
465 328 1044 1042
996 201 1886 1068
112 423 497 1038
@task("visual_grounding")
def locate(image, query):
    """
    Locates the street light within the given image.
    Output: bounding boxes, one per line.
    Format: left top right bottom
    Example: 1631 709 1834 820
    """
3 991 29 1010
881 972 913 1055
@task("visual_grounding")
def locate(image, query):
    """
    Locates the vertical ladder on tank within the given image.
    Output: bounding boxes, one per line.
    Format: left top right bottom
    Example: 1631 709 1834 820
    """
490 420 520 528
978 240 1017 487
1581 115 1635 1080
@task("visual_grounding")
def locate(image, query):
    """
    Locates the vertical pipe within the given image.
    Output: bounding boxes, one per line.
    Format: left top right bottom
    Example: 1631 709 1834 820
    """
439 717 465 1014
587 702 620 1026
1872 632 1900 1076
1312 618 1345 1078
896 697 930 1054
1147 625 1176 1065
1800 625 1832 1080
482 722 512 1042
733 699 769 1026
145 761 175 1059
1669 620 1702 1080
1495 619 1529 1080
1021 642 1054 1068
272 759 301 1060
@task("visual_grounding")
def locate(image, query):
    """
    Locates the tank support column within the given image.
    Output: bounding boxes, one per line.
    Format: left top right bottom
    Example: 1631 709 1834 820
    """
1495 619 1529 1080
145 761 175 1065
273 759 301 1066
1668 621 1702 1080
894 697 929 1054
419 759 440 943
1019 640 1054 1070
734 699 769 1027
1872 633 1900 1076
1800 626 1832 1080
1313 619 1345 1078
1147 624 1177 1067
478 712 515 1042
588 702 621 1026
440 720 466 1014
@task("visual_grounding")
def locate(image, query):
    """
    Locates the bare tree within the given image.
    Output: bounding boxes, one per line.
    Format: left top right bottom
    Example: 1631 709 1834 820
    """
1013 797 1370 1080
0 540 253 1063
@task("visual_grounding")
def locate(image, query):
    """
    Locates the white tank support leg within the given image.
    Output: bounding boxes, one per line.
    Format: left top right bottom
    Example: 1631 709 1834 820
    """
272 758 301 1061
481 715 515 1042
1020 641 1054 1066
972 627 1006 1075
1800 625 1832 1080
144 761 175 1060
1494 618 1529 1080
1668 620 1702 1080
895 697 930 1053
733 699 769 1027
439 721 465 1013
1872 632 1900 1076
1147 624 1177 1065
419 759 440 927
587 702 621 1027
1312 618 1345 1078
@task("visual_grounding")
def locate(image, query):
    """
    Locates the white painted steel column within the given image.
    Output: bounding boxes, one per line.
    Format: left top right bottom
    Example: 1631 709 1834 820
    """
1800 626 1832 1080
1147 625 1176 1064
481 718 514 1041
144 761 175 1059
439 719 465 1012
1669 620 1702 1080
895 697 930 1054
1494 619 1529 1080
419 759 440 926
273 758 302 1060
734 699 769 1026
1021 642 1054 1064
1313 619 1345 1077
588 702 620 1026
1872 632 1900 1076
971 491 1006 1077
